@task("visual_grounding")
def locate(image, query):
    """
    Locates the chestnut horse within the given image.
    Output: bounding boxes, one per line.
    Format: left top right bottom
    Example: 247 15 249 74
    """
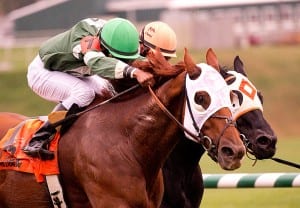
0 112 27 138
0 49 245 207
160 49 277 208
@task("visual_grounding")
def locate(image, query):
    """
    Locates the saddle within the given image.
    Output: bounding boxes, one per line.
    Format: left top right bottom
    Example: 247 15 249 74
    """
0 117 60 182
0 103 82 182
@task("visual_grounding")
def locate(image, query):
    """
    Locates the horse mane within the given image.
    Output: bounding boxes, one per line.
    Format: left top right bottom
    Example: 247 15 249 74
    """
93 49 186 104
106 48 186 98
218 65 235 84
219 65 231 72
132 48 185 77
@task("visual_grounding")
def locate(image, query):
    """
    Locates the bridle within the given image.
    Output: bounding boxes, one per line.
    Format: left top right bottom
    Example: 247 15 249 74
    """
203 115 237 162
148 85 236 161
240 134 256 158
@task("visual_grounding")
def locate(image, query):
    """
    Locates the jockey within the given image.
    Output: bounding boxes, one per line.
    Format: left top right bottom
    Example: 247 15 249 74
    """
23 17 154 160
139 21 177 60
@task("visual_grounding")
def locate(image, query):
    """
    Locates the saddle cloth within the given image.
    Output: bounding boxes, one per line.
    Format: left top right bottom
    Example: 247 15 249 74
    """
0 118 60 182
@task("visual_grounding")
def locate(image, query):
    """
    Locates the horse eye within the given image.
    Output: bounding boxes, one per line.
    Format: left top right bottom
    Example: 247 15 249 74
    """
194 91 210 111
231 90 242 108
194 93 204 104
232 90 243 105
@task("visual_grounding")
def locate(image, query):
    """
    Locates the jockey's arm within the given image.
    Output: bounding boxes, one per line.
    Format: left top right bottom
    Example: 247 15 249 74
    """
83 52 154 86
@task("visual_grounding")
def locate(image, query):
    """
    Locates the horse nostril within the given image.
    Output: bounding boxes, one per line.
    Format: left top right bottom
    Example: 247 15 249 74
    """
221 146 234 157
257 136 271 146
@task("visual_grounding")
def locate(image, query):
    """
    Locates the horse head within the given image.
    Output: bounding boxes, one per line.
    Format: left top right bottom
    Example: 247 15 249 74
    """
181 48 245 170
206 48 277 159
159 48 278 208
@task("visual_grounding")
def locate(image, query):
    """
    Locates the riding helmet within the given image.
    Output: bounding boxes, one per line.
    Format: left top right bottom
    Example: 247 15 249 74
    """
140 21 177 57
100 18 139 59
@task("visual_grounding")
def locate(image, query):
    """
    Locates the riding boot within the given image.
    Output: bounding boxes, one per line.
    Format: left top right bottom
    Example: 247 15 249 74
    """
23 103 67 160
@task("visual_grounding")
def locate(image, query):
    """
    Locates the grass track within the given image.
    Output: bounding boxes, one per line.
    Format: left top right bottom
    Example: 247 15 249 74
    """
202 188 299 208
199 138 300 208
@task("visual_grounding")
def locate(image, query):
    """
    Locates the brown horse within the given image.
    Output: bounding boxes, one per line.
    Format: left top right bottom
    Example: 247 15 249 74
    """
160 49 277 208
0 112 27 138
0 49 245 208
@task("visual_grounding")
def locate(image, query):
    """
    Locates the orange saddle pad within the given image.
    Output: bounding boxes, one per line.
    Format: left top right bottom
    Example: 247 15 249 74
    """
0 118 60 182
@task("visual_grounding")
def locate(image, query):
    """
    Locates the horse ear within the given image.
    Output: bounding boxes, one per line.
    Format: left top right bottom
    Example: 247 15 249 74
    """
146 47 178 76
206 48 220 72
234 56 247 77
184 47 202 80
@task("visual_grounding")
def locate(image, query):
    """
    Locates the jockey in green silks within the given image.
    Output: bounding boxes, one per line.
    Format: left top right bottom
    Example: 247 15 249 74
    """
23 17 154 160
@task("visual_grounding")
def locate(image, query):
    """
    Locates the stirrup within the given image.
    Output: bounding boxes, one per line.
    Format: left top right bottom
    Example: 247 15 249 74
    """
23 145 55 160
23 135 55 160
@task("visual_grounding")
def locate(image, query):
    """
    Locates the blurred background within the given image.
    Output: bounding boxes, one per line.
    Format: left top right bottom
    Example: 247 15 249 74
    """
1 0 300 48
0 1 300 207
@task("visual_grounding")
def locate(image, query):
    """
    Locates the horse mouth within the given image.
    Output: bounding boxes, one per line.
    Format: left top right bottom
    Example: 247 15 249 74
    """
218 145 245 170
219 159 242 170
248 135 277 159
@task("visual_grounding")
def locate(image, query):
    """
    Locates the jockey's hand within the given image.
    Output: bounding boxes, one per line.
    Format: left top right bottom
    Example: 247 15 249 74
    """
133 69 155 87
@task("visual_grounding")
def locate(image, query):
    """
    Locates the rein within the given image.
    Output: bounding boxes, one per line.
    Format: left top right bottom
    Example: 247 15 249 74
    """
147 85 201 143
50 82 206 144
271 157 300 169
242 134 300 169
49 84 141 129
49 81 236 163
50 82 204 144
48 79 300 170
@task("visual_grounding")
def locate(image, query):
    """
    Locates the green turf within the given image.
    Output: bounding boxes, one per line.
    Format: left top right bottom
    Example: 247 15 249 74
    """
201 188 299 208
0 47 55 115
199 138 300 208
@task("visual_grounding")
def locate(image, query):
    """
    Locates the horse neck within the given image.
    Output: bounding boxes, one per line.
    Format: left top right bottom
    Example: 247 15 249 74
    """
172 133 206 166
130 73 186 179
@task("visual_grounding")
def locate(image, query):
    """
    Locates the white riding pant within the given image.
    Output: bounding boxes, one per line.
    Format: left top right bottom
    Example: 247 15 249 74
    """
27 55 113 110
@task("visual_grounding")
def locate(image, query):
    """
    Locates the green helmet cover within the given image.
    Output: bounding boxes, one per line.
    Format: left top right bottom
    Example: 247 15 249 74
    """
101 18 139 59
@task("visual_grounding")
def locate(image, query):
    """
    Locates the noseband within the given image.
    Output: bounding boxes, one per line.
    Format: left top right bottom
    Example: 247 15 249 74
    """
202 115 236 161
148 85 236 161
240 134 256 156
